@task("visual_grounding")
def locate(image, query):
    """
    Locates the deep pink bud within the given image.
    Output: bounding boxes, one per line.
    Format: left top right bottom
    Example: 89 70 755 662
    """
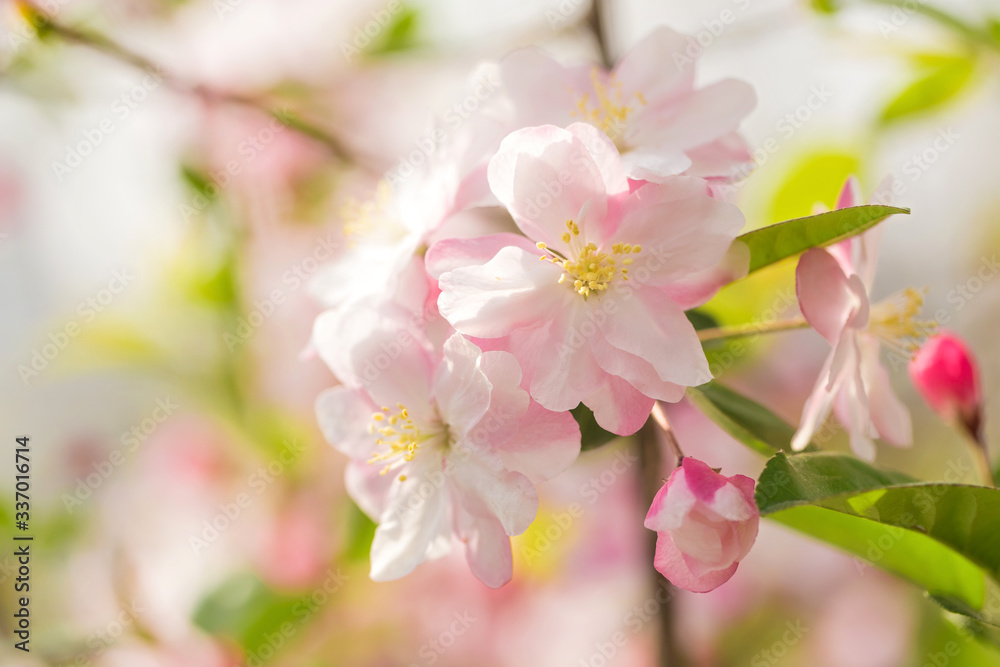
909 331 982 439
643 457 759 593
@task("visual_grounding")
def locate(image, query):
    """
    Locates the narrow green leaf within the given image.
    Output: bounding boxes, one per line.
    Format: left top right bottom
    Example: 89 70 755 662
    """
756 452 1000 624
737 205 909 274
686 383 814 456
880 57 975 125
572 403 618 452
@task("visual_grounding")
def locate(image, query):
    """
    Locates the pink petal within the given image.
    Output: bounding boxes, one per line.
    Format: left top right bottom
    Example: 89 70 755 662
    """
425 233 538 280
596 286 711 388
684 132 753 181
447 455 539 536
835 176 862 210
527 308 607 412
497 401 581 483
613 26 695 105
438 245 569 339
796 247 868 344
315 387 377 460
344 461 394 521
791 332 853 451
632 79 756 153
432 334 493 435
583 374 657 436
619 147 693 183
472 350 531 448
661 241 750 310
615 177 746 287
487 125 611 251
861 337 912 447
653 531 739 593
589 326 688 402
454 509 513 589
370 458 449 582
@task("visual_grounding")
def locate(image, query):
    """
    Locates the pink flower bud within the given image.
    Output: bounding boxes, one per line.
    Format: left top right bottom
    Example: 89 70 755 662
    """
909 332 982 440
643 457 759 593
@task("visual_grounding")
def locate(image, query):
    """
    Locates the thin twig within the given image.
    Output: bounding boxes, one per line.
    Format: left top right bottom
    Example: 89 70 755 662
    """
16 1 353 161
697 316 810 342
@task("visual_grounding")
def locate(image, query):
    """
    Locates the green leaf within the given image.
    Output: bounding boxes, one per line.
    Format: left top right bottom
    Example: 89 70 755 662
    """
193 573 302 649
737 205 909 275
686 383 807 456
365 4 421 57
880 57 975 125
757 452 1000 625
572 403 618 452
685 309 719 332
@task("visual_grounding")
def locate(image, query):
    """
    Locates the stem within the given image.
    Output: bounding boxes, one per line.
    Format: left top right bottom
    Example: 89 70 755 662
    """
637 419 686 667
651 402 684 466
971 444 996 487
587 0 613 68
696 316 810 342
16 1 353 162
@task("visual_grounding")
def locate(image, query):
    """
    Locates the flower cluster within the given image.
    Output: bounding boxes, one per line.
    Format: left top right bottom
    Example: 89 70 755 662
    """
311 28 968 593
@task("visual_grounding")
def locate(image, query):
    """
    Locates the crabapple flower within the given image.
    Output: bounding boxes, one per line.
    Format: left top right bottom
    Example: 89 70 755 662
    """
450 25 755 208
643 457 758 593
791 177 931 460
313 308 580 587
432 123 747 435
909 331 983 441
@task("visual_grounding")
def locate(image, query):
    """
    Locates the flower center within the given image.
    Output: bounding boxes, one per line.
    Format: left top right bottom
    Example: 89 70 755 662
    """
867 287 937 356
340 180 396 244
571 68 646 148
367 403 441 480
537 220 642 299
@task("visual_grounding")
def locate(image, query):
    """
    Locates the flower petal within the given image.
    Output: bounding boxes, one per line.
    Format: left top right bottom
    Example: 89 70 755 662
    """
596 286 712 388
447 451 538 536
454 509 513 589
661 241 750 310
796 247 868 344
583 373 657 436
487 125 611 251
497 401 581 483
425 233 538 280
316 386 377 460
433 334 493 435
438 245 569 339
861 337 912 447
653 531 739 593
615 177 746 286
370 457 450 582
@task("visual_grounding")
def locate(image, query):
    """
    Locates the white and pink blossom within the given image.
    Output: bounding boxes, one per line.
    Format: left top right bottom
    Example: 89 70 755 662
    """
313 308 580 587
432 123 747 435
449 26 756 209
791 178 928 459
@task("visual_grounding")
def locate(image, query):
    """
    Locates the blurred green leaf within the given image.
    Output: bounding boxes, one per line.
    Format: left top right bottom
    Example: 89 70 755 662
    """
880 56 975 125
757 452 1000 626
180 164 218 202
193 573 302 650
737 204 909 274
341 500 377 564
810 0 839 14
572 404 618 452
365 5 421 57
687 383 808 456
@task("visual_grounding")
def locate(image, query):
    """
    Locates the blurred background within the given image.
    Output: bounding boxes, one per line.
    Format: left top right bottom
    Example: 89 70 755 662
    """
2 0 1000 665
